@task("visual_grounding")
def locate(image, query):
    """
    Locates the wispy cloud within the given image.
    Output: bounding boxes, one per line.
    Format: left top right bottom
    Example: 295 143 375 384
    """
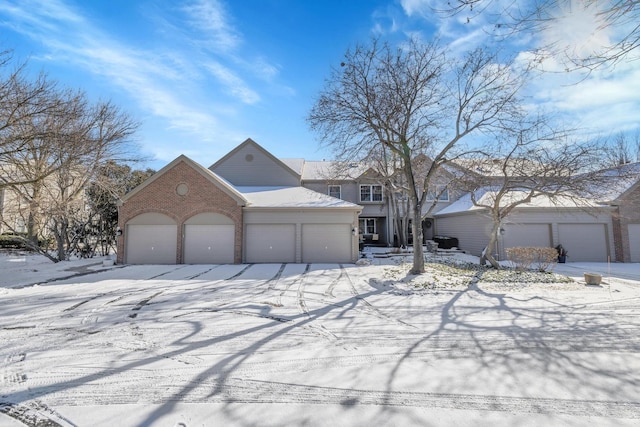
0 0 286 162
181 0 241 53
392 0 640 142
204 61 260 104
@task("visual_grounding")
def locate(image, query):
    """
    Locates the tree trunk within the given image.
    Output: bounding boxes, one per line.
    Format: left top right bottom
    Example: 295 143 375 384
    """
52 218 68 261
480 223 501 269
410 205 425 274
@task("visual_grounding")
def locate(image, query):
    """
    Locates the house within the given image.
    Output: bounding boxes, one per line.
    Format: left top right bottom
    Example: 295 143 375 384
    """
116 138 640 265
285 153 459 247
116 139 362 264
283 159 393 246
432 162 640 263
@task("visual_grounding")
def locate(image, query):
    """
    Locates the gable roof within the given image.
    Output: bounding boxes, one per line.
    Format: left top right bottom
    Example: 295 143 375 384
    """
434 187 599 216
236 186 361 210
119 154 246 205
209 138 300 179
593 162 640 203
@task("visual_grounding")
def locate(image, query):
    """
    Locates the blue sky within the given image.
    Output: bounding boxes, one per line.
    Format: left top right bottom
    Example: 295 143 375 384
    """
1 0 638 170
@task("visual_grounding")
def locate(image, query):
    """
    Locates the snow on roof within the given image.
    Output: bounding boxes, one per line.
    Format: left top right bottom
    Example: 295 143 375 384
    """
279 158 305 175
592 162 640 201
236 186 361 209
280 159 369 180
435 187 598 216
452 158 547 177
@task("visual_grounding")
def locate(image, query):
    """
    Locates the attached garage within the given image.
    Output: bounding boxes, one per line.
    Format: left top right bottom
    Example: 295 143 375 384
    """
183 213 235 264
117 145 362 265
302 224 352 263
557 223 609 262
629 224 640 263
245 224 296 263
501 223 552 255
126 213 177 264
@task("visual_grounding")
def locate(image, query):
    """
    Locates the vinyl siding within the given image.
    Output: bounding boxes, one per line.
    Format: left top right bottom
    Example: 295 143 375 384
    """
211 144 299 186
629 224 640 262
434 213 492 256
244 209 360 263
435 207 615 261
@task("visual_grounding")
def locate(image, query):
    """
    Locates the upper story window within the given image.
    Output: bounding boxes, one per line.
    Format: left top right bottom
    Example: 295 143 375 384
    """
426 185 449 202
328 185 341 199
360 184 383 202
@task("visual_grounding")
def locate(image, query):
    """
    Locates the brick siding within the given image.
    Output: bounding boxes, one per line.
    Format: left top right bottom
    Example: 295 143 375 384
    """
117 161 243 264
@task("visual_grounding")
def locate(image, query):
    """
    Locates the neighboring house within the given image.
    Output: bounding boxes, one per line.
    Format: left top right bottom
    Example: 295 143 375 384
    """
283 154 458 247
283 159 393 246
433 162 640 262
0 166 88 240
116 139 362 264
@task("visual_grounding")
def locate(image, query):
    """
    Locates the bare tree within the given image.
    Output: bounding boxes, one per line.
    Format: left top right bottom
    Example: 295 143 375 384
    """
78 162 154 258
0 51 66 180
309 38 526 273
602 132 640 166
0 68 140 261
43 100 139 261
438 1 639 71
457 125 609 268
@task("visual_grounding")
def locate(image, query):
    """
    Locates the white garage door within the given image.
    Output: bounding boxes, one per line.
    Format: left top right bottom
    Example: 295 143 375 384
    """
302 224 351 263
629 224 640 263
245 224 296 263
502 223 552 249
558 223 608 262
126 224 177 264
184 224 235 264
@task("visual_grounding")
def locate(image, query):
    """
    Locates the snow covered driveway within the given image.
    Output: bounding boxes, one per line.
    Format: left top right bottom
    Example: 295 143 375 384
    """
1 262 640 426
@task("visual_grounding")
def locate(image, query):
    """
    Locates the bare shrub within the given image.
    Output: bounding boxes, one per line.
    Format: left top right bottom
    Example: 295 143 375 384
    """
507 247 558 272
535 247 559 272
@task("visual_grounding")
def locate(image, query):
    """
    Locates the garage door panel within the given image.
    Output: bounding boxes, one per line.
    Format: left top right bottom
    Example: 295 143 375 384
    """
502 224 552 249
126 224 177 264
302 224 351 263
246 224 296 263
629 224 640 263
184 224 234 264
558 224 608 262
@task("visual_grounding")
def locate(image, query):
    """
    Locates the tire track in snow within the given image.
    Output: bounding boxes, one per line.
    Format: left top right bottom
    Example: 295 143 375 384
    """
0 400 74 427
341 265 420 330
25 375 640 420
205 379 640 419
129 291 164 318
297 266 310 316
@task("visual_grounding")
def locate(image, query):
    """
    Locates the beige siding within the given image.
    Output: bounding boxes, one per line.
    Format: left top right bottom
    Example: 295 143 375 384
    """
434 213 492 257
436 208 614 261
211 144 299 186
244 210 359 263
629 224 640 262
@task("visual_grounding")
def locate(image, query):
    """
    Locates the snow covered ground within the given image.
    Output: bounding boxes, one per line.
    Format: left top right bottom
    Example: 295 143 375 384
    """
1 250 639 426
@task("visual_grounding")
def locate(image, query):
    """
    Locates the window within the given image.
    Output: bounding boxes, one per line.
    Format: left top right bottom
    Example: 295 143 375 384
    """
359 218 376 234
360 184 383 202
427 186 449 202
328 185 341 199
14 217 26 233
